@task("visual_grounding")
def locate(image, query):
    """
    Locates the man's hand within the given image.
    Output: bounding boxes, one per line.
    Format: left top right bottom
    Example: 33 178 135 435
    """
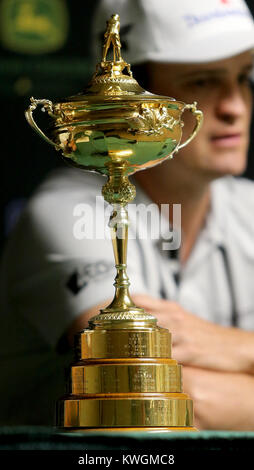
132 294 254 374
183 366 254 430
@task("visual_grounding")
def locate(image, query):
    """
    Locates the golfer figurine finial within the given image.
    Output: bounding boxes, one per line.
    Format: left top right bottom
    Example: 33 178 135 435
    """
102 14 122 63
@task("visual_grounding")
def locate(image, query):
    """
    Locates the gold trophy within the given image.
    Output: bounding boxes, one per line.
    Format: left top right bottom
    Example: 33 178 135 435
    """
25 14 203 432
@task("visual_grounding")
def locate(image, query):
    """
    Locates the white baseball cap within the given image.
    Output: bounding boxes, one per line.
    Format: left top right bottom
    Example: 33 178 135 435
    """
92 0 254 64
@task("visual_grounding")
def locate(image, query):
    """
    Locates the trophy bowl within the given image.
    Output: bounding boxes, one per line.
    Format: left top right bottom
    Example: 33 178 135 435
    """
25 63 202 180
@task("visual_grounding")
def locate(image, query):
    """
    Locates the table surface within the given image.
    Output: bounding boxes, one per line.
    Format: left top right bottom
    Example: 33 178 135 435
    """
1 426 254 450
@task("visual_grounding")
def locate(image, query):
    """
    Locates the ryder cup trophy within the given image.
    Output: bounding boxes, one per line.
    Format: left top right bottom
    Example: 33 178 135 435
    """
25 14 203 432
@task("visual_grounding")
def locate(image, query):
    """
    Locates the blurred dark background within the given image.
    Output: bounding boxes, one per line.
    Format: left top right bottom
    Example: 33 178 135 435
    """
1 0 254 254
1 0 98 252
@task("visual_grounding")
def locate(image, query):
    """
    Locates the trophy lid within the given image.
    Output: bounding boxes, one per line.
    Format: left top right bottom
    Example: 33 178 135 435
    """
59 13 176 105
25 14 203 182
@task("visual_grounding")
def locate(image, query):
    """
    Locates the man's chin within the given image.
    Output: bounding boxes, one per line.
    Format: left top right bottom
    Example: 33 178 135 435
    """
206 164 247 180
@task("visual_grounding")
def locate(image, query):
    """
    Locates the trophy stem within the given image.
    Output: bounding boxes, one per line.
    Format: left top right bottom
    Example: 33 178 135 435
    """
103 203 138 312
98 172 150 320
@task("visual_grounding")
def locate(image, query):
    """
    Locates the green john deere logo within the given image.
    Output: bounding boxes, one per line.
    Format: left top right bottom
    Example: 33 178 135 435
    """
0 0 69 54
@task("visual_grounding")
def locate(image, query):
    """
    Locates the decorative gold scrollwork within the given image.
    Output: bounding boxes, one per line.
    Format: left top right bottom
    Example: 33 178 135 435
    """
127 104 179 135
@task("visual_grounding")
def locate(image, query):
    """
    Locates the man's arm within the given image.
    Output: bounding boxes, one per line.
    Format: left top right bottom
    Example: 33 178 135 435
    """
131 294 254 375
131 294 254 430
183 366 254 430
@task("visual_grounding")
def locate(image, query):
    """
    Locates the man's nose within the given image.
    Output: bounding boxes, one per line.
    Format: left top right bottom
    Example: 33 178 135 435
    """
215 83 248 122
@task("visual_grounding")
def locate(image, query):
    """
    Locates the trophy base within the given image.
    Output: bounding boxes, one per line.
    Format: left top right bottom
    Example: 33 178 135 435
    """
56 320 196 432
57 427 198 433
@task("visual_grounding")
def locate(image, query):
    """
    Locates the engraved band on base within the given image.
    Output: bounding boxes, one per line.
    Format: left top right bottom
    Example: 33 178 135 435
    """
70 360 181 394
57 393 193 427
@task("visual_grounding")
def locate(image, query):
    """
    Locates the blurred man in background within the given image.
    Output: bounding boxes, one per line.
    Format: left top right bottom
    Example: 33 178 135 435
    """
1 0 254 429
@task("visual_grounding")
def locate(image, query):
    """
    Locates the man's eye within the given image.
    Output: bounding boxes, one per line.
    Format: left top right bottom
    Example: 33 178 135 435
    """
188 78 217 89
238 73 252 86
193 79 209 87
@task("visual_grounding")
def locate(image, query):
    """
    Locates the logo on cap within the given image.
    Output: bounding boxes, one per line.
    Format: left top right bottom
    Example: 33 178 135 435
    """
0 0 69 54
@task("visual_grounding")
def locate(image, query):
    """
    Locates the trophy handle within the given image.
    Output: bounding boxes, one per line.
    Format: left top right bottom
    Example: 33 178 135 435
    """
25 97 61 149
178 101 203 150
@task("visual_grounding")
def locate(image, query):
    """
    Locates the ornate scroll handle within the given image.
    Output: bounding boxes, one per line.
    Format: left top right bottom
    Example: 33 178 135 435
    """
178 101 203 150
25 97 61 150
